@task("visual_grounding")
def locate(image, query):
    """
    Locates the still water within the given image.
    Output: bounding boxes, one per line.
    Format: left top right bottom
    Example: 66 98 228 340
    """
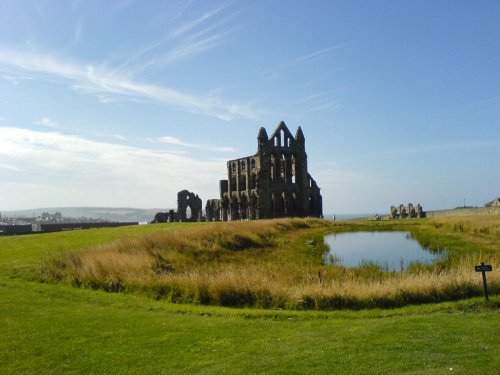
323 231 445 271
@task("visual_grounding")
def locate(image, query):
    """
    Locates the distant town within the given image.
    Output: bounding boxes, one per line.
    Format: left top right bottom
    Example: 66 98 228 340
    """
0 211 140 235
0 211 108 226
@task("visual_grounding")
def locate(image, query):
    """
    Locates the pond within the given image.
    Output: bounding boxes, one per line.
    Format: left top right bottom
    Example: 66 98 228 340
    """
323 231 446 271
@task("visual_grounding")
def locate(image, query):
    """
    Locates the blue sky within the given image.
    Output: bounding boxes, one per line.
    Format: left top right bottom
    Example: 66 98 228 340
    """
0 0 499 214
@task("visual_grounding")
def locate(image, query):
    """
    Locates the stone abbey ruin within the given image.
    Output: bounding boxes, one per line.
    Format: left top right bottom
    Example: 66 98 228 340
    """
207 121 323 221
153 121 323 222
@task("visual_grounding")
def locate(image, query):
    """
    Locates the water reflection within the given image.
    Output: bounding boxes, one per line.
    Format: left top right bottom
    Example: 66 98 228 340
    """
323 231 446 271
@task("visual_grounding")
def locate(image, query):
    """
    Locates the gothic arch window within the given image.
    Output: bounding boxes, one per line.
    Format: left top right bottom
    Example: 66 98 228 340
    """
282 191 288 215
240 175 247 190
249 193 257 220
291 154 296 184
249 173 257 189
279 192 285 216
270 153 276 182
221 196 230 221
280 153 286 182
240 194 248 220
281 129 287 147
251 159 256 169
231 196 240 221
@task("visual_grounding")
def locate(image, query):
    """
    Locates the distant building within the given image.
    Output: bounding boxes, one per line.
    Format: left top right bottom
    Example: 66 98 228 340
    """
484 197 500 207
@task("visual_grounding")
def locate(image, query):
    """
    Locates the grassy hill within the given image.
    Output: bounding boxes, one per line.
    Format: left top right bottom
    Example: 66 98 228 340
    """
1 217 499 374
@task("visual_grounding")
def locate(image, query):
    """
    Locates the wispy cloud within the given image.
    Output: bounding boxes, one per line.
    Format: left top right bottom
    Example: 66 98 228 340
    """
156 135 236 152
0 47 256 120
2 73 36 85
157 30 231 66
113 134 127 141
113 0 136 10
294 90 344 113
0 162 23 172
155 7 243 66
112 5 242 73
169 4 228 38
259 43 350 81
158 136 192 147
0 126 226 209
292 43 350 65
211 146 235 152
73 20 82 43
34 117 59 128
34 117 128 141
305 100 342 113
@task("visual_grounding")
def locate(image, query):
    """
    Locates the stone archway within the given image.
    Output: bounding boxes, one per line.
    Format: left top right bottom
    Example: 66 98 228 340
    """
240 194 248 220
249 193 257 220
221 196 230 221
177 190 202 222
230 195 240 221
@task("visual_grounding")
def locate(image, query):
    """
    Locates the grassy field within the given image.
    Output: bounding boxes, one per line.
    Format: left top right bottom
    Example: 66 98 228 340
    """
36 217 499 309
1 217 499 374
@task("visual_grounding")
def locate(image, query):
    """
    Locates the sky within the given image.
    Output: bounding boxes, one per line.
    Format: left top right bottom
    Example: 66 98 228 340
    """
0 0 499 214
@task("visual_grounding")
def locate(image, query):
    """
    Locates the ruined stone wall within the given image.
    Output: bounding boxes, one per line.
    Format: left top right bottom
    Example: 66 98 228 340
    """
426 207 500 218
205 199 222 222
390 203 425 219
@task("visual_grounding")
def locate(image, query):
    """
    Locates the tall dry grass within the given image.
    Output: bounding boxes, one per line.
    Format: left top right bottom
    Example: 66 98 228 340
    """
39 217 499 309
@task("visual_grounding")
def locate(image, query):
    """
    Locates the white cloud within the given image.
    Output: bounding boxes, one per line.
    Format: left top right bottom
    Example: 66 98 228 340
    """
0 163 23 172
0 127 226 209
0 47 256 121
2 74 36 85
211 146 236 152
156 135 236 152
34 117 59 128
158 136 191 147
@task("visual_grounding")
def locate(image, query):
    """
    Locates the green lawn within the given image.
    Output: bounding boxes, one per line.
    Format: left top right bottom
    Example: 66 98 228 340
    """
1 222 499 374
